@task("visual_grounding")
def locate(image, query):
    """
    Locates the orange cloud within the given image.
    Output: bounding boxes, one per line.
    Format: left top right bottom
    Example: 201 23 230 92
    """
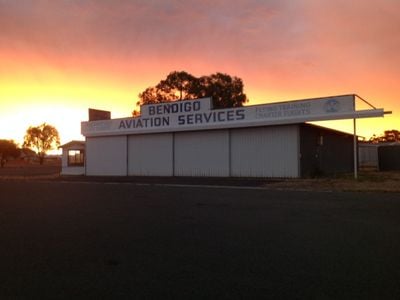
0 0 399 143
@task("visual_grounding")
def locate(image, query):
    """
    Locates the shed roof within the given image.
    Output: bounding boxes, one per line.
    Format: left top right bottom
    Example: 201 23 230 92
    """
59 140 85 149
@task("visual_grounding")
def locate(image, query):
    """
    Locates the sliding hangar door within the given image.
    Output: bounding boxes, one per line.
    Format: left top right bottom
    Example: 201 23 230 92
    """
86 136 127 176
230 126 299 177
85 125 300 178
128 133 173 176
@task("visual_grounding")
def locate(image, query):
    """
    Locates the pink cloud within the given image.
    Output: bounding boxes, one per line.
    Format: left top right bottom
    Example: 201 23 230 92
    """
1 0 399 96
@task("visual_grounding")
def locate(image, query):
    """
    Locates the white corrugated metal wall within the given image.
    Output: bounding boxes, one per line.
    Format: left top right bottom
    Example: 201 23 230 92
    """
230 126 299 178
174 130 230 177
128 133 173 176
85 125 300 178
358 144 379 170
86 136 127 176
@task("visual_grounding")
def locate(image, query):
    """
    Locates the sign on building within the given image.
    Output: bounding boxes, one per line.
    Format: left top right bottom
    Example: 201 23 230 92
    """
82 95 384 137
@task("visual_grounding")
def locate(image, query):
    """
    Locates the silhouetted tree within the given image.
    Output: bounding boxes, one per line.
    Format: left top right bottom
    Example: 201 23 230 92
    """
197 73 248 109
0 139 19 167
23 123 60 165
369 130 400 143
156 71 199 101
135 71 248 114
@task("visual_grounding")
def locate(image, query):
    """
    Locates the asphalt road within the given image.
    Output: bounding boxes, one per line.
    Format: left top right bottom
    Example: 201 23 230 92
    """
0 181 399 299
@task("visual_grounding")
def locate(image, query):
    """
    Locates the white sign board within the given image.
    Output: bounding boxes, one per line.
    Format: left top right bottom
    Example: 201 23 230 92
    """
140 97 213 117
81 95 384 137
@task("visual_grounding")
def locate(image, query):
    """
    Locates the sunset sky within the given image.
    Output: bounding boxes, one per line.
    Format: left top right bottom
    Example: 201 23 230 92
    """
1 0 399 147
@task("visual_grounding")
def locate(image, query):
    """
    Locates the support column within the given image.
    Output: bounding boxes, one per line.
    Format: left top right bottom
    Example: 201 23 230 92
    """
353 118 358 179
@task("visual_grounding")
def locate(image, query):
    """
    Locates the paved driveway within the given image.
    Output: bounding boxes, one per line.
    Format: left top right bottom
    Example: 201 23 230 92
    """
0 181 399 299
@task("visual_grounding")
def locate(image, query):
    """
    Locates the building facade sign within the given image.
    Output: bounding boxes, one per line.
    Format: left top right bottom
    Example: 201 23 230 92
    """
140 97 213 117
81 95 384 137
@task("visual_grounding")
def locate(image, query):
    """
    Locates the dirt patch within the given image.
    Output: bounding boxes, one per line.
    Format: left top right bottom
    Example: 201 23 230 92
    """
267 171 400 192
0 160 61 179
0 162 399 193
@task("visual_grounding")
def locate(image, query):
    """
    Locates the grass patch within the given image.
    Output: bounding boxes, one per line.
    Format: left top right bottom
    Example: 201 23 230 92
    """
267 171 400 193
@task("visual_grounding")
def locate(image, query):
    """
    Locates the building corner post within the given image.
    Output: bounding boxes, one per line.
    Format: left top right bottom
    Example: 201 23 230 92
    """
353 118 358 179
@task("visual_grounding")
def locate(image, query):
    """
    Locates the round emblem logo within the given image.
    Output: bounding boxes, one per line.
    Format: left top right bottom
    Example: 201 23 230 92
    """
324 99 340 113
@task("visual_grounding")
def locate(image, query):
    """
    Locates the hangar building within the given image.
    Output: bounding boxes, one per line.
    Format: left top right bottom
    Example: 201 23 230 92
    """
62 95 387 178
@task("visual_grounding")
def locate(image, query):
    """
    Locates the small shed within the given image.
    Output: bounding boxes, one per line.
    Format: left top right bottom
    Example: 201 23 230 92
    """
378 143 400 171
59 141 85 175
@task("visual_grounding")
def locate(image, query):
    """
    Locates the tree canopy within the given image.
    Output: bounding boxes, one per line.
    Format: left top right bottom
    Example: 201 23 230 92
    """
369 130 400 143
23 123 60 164
0 139 19 167
135 71 248 114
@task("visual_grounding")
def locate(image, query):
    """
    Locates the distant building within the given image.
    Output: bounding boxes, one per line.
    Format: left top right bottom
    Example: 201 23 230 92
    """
59 141 85 175
358 142 380 171
378 143 400 171
359 142 400 171
378 142 400 171
20 148 38 163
